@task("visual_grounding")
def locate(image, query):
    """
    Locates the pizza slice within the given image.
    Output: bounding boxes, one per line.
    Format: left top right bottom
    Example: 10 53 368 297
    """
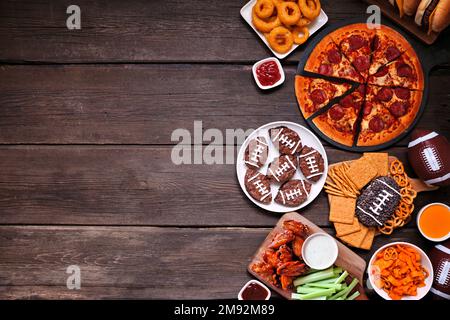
312 84 366 146
369 25 413 76
330 23 376 81
356 86 408 147
295 75 353 119
304 34 364 83
364 84 423 129
367 46 424 90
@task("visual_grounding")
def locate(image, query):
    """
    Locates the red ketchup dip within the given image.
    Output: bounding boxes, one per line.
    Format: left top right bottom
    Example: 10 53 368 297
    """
256 60 281 87
241 282 269 300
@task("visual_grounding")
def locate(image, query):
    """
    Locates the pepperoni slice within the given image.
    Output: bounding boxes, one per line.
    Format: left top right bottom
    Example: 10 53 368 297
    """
389 101 408 117
318 64 333 76
397 63 413 78
394 87 410 100
369 116 385 132
348 35 365 51
372 35 380 51
373 66 388 78
329 104 344 120
385 46 401 61
363 103 372 116
356 84 366 96
327 49 341 64
354 56 370 72
340 95 354 108
310 89 327 104
376 87 393 102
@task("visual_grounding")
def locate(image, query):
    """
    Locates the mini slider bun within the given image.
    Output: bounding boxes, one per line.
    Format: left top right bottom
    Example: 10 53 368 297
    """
416 0 450 33
403 0 421 15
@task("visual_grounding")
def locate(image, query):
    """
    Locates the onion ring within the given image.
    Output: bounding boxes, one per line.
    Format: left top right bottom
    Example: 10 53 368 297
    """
298 0 321 20
268 26 294 53
254 0 275 19
296 17 311 27
292 26 309 45
252 7 281 33
278 2 301 25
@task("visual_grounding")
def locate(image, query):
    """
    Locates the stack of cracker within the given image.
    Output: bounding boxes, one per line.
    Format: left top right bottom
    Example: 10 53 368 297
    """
326 153 389 250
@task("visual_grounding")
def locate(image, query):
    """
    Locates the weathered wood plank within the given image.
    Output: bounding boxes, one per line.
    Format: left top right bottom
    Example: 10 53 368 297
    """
0 146 447 226
0 226 430 299
0 65 448 144
0 0 371 63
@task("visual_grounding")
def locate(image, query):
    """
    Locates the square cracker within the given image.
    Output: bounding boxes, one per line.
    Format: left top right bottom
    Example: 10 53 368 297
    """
334 217 361 237
363 153 388 177
346 158 378 190
338 225 369 248
329 195 355 224
360 227 376 250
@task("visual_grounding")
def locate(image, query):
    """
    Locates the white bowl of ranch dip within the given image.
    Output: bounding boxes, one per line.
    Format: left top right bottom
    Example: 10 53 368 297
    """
302 233 339 270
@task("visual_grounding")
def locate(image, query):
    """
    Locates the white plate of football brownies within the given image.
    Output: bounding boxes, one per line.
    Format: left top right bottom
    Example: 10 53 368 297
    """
237 121 328 213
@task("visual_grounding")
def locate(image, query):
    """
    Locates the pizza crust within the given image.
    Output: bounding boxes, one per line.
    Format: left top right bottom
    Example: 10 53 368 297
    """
313 115 354 146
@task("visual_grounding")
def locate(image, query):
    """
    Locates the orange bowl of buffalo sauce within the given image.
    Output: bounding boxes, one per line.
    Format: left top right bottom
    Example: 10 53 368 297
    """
417 203 450 242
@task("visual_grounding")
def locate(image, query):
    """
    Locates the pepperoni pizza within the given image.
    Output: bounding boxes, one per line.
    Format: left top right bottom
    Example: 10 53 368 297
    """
295 23 424 148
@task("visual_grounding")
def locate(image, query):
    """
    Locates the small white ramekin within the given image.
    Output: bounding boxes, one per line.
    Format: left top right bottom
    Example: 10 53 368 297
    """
237 279 271 300
416 202 450 242
252 57 285 90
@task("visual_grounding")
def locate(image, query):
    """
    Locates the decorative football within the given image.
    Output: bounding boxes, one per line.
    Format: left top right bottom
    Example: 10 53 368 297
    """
244 168 272 204
244 136 269 169
408 129 450 186
355 176 401 227
428 240 450 300
275 180 311 207
298 146 325 182
269 126 302 155
267 154 298 183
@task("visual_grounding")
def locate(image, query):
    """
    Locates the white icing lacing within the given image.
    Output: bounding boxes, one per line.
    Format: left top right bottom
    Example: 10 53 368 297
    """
285 188 302 201
357 205 383 226
369 189 393 216
305 156 319 173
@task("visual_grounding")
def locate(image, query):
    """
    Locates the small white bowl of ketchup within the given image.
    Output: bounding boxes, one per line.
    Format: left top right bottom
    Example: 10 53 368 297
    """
417 202 450 242
252 57 285 90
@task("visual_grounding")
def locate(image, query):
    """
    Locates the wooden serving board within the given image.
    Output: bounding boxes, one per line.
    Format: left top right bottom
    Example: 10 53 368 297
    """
328 155 438 193
248 212 368 300
362 0 439 44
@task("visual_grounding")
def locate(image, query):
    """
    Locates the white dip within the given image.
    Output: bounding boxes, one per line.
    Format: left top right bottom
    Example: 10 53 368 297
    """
303 233 338 270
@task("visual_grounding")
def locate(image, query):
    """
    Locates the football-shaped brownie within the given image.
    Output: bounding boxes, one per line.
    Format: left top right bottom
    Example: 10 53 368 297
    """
244 136 269 169
269 126 302 155
429 240 450 300
244 168 272 204
267 154 298 183
298 146 325 182
275 179 311 207
356 176 401 227
408 129 450 186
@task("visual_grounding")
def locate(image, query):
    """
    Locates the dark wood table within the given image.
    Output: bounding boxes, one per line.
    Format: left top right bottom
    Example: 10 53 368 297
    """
0 0 448 299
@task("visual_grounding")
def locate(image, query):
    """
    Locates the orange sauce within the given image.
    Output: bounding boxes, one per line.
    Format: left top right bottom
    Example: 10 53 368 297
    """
419 204 450 239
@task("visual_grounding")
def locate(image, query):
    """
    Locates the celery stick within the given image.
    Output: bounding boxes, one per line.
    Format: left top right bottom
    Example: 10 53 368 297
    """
292 293 302 300
292 288 336 300
346 291 360 300
296 286 320 294
329 278 359 300
342 278 359 299
334 270 348 284
306 277 339 285
310 296 327 300
333 267 343 274
304 282 343 290
293 267 335 286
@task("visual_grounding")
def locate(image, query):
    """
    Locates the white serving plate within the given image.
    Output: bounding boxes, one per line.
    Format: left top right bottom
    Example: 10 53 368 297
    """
240 0 328 59
236 121 328 213
368 242 433 300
